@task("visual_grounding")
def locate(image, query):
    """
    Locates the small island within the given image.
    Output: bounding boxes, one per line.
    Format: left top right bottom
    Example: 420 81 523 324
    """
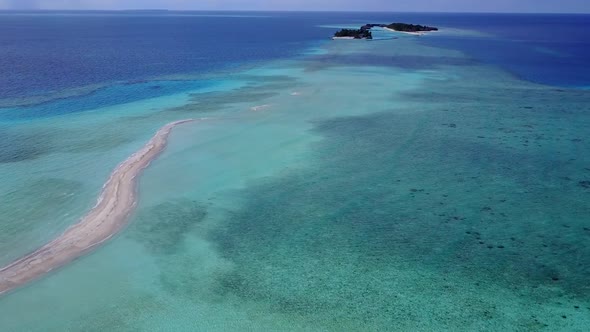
382 23 438 33
333 22 438 40
333 28 373 40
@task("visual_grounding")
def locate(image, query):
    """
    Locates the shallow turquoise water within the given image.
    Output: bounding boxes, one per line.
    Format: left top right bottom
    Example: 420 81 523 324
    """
0 31 589 331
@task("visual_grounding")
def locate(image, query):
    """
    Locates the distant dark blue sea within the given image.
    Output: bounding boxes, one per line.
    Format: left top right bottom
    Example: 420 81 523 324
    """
0 12 588 106
415 13 590 88
0 12 327 103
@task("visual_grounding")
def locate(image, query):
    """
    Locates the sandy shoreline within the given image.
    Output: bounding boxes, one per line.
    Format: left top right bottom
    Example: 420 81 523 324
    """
0 119 194 295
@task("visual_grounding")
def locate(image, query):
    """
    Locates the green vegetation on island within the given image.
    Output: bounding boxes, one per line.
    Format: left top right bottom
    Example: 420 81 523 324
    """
333 28 373 39
333 22 438 40
385 23 438 32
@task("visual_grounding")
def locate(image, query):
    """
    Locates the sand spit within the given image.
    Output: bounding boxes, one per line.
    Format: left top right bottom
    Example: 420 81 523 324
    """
0 119 194 295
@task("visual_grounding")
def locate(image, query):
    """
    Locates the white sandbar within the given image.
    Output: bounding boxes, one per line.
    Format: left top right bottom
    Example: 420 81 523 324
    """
0 119 194 295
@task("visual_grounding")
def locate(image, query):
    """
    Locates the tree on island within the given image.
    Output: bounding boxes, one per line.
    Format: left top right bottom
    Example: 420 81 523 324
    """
333 29 372 39
386 23 438 32
332 22 438 40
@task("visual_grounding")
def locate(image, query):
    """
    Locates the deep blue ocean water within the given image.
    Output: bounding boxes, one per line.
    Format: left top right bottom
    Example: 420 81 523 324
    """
415 13 590 88
0 12 325 102
0 12 588 110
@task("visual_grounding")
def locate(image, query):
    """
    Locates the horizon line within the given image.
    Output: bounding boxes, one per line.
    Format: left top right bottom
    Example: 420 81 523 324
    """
0 9 589 15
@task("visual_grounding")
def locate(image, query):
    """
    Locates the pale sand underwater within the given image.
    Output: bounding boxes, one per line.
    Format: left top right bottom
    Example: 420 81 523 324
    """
0 119 193 295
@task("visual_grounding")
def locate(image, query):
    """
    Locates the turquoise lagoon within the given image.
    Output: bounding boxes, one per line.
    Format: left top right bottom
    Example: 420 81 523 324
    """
1 18 590 332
